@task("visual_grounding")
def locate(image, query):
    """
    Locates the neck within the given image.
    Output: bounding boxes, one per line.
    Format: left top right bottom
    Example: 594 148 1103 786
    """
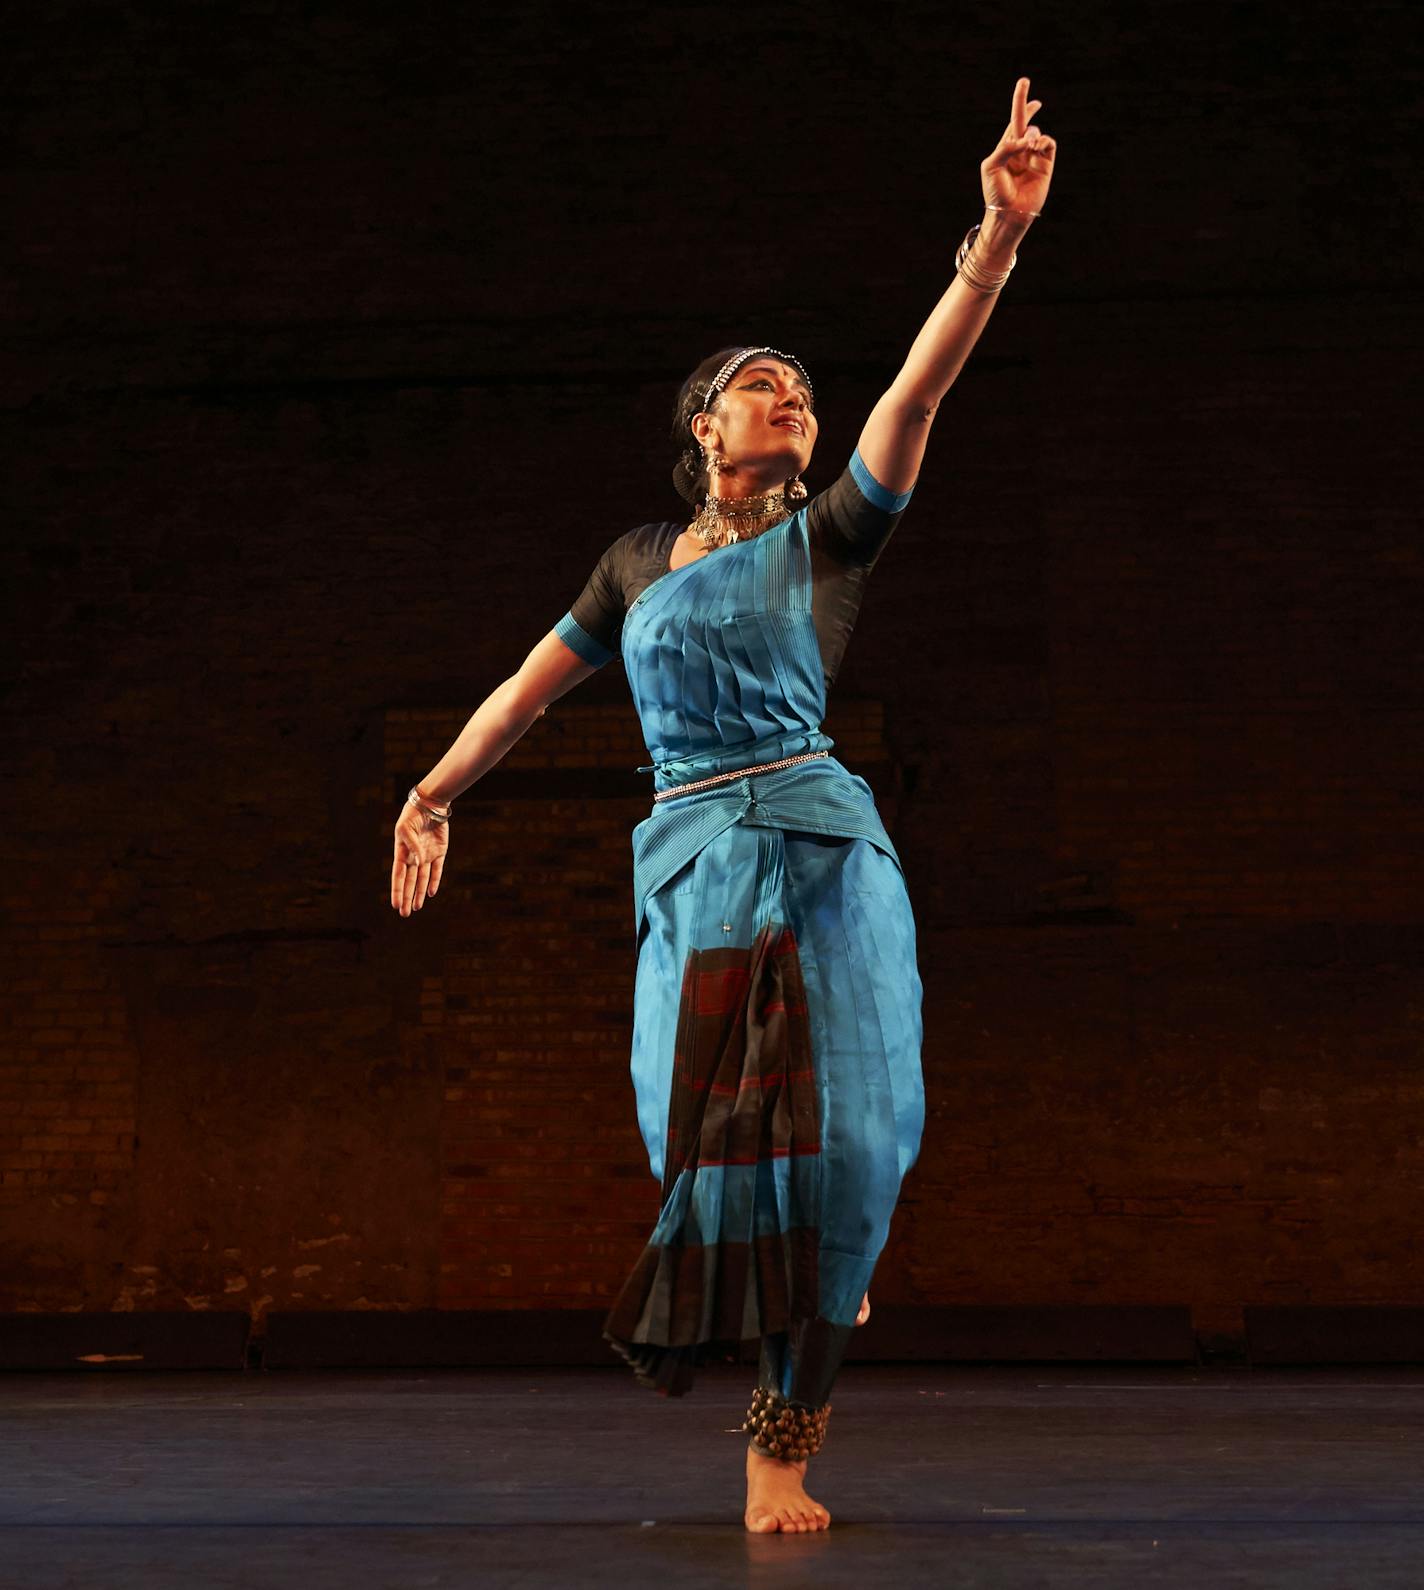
704 459 787 499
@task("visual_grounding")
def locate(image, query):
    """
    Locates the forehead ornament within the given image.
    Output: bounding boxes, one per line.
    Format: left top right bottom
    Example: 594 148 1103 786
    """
701 346 813 411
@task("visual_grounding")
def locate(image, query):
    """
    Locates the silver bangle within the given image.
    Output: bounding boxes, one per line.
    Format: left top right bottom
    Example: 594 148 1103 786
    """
407 786 452 824
956 205 1039 294
956 224 1017 292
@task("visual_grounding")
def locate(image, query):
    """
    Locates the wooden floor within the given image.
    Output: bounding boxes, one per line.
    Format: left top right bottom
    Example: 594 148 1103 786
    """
2 1362 1422 1587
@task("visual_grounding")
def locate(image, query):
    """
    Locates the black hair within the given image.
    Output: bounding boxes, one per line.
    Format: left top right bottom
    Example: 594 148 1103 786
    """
669 345 748 508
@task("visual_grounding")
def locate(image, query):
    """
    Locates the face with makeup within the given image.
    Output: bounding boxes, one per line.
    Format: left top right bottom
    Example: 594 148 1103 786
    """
689 359 818 497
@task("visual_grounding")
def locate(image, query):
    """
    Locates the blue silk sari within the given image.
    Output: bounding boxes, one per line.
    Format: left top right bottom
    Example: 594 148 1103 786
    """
557 458 925 1403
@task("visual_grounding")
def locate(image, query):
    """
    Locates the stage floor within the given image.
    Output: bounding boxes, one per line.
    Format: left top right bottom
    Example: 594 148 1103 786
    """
2 1362 1422 1587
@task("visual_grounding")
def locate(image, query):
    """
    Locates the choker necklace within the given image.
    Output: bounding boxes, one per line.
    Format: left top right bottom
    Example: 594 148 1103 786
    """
689 488 791 551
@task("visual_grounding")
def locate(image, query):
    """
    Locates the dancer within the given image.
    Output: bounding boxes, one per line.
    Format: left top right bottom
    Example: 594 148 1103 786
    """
391 77 1056 1533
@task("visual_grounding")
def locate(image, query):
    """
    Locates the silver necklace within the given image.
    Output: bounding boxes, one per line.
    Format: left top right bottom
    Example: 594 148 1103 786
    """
688 488 791 551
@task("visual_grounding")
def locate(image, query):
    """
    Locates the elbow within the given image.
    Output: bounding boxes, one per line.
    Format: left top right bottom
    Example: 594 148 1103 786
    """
882 383 942 427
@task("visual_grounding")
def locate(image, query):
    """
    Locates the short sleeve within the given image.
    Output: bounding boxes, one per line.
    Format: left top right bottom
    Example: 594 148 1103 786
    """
554 536 630 668
805 446 915 569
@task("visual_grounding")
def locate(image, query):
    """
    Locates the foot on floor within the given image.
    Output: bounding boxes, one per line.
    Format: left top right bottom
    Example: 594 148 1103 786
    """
744 1445 831 1533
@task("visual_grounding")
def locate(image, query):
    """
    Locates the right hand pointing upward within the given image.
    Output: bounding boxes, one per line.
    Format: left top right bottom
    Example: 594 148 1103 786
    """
391 797 448 917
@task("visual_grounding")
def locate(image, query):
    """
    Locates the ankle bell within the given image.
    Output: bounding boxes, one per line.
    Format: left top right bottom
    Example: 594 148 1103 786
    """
740 1385 832 1461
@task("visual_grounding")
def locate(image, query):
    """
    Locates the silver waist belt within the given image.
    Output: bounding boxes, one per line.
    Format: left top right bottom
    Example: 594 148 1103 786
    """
651 749 830 803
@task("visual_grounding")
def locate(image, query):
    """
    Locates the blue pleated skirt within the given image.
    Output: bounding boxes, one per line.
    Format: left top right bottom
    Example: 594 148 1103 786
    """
602 818 925 1396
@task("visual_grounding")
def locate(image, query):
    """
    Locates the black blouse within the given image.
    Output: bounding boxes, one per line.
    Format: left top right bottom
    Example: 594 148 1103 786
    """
555 448 913 690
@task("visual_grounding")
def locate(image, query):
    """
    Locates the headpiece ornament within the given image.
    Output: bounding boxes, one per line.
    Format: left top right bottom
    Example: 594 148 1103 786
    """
699 346 814 412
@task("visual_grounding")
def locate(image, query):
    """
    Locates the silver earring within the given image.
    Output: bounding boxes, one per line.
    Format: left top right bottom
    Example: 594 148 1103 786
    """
785 474 807 502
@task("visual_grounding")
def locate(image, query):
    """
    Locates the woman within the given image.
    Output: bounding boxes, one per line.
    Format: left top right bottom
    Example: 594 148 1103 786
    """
391 78 1056 1533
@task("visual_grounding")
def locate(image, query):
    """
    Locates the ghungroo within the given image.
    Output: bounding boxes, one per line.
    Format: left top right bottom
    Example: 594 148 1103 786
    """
740 1385 832 1461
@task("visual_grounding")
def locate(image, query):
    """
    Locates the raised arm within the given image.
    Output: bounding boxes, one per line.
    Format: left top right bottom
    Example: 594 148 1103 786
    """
857 76 1058 495
390 630 599 916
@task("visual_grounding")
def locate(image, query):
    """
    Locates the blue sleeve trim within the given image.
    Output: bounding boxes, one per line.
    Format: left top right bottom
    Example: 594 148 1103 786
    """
849 446 915 514
554 611 614 667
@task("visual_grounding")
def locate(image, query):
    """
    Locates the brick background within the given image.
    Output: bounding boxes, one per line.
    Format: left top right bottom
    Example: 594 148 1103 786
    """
3 3 1422 1341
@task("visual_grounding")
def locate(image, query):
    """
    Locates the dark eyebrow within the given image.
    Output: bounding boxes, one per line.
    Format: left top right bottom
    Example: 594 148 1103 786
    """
739 362 811 395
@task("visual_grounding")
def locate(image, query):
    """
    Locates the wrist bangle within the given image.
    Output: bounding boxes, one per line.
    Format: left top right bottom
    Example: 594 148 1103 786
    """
955 223 1016 293
407 786 453 824
959 204 1041 293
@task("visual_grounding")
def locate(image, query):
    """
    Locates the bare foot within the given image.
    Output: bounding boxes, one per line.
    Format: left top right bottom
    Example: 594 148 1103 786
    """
856 1291 870 1325
744 1445 831 1533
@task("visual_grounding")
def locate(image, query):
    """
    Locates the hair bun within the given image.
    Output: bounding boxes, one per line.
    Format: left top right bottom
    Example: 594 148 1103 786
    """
671 442 704 506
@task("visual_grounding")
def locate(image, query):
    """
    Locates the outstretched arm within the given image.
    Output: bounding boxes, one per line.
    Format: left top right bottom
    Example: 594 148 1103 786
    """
390 631 598 917
857 76 1058 494
415 631 598 807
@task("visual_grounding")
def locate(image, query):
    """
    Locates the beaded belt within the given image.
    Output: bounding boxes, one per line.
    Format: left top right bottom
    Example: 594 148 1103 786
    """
651 749 830 803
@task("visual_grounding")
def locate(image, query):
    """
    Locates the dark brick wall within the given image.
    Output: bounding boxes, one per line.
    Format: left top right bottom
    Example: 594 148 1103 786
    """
3 3 1421 1343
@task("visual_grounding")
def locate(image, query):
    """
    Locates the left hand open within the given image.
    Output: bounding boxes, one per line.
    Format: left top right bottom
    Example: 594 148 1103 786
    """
981 76 1057 216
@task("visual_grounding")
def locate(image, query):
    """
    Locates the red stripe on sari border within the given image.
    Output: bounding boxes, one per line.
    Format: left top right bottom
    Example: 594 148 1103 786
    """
695 1145 822 1166
696 1070 817 1097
